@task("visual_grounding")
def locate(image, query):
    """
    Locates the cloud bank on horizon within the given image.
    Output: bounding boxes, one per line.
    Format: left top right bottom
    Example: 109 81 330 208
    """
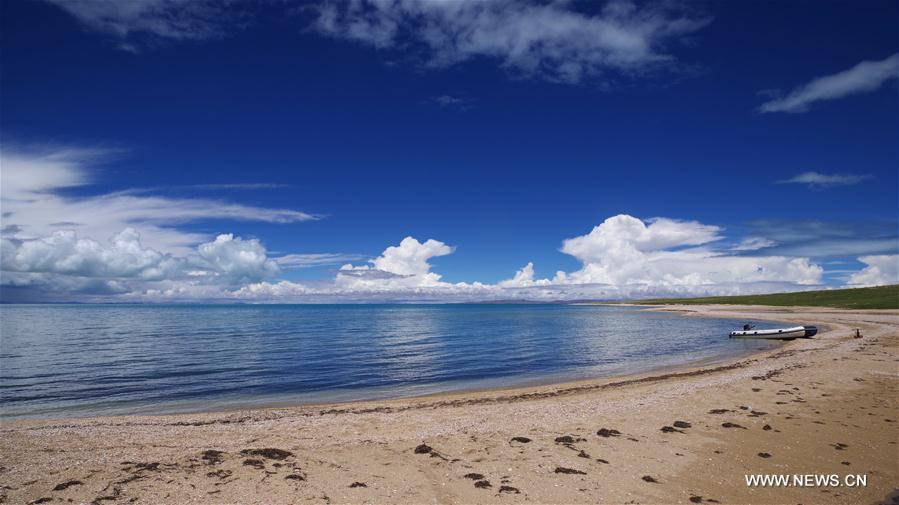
2 145 896 302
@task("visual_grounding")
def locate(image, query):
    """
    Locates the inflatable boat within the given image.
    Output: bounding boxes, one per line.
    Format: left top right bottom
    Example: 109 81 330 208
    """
729 325 817 339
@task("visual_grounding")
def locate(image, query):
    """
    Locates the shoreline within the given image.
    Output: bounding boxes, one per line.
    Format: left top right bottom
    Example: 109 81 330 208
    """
2 304 896 504
1 304 789 424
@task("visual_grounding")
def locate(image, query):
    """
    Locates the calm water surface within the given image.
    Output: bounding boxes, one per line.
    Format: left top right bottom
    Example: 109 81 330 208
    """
0 304 780 419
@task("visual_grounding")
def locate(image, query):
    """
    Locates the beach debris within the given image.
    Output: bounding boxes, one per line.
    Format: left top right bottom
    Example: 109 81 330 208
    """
832 442 849 450
576 450 590 458
464 473 485 480
554 467 586 475
474 480 492 489
762 424 772 431
498 485 520 494
595 458 609 464
132 462 160 471
757 452 772 458
721 422 746 429
206 469 232 479
243 459 265 469
554 435 578 444
509 436 532 444
642 475 658 483
690 496 703 503
596 428 621 438
660 426 684 434
349 482 367 488
673 421 692 429
240 448 293 460
52 480 83 491
413 443 448 460
201 450 226 464
841 461 851 466
708 409 730 414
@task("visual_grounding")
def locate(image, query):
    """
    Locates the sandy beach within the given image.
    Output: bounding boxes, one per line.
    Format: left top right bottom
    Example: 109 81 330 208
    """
1 305 896 505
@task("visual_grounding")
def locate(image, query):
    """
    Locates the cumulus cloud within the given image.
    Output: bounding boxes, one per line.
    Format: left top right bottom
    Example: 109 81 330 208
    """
759 53 899 113
335 236 455 289
847 255 899 287
1 229 279 292
310 0 710 84
498 262 550 288
1 228 174 280
551 215 823 289
776 171 874 189
194 233 279 284
0 146 317 254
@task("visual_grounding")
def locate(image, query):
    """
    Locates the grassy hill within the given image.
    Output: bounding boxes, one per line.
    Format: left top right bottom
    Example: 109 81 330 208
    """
625 284 898 310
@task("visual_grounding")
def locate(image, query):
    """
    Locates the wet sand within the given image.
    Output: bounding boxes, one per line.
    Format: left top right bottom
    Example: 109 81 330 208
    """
1 305 897 505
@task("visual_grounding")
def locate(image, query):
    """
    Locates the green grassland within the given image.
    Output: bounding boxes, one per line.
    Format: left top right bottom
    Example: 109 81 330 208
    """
623 284 898 310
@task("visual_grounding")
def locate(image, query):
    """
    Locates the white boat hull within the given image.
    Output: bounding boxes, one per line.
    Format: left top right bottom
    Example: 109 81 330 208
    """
729 325 817 339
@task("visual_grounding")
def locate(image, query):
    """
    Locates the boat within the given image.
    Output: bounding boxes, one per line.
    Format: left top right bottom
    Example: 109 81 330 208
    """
729 325 817 339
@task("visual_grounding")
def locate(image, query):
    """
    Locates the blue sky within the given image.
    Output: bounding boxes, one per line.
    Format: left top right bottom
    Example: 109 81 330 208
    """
1 0 897 302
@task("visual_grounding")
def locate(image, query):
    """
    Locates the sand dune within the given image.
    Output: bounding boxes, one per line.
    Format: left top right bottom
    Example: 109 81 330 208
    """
2 305 896 504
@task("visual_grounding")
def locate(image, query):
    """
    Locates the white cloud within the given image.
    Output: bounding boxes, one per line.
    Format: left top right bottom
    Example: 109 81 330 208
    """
42 0 237 44
498 262 550 288
0 146 317 255
776 171 874 188
732 237 776 251
5 202 885 302
1 229 279 293
1 228 173 280
847 255 899 287
759 53 899 113
194 233 279 284
311 0 709 84
217 215 830 303
551 214 822 288
335 236 454 289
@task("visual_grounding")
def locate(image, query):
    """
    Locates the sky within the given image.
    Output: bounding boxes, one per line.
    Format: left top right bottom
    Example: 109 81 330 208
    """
1 0 897 303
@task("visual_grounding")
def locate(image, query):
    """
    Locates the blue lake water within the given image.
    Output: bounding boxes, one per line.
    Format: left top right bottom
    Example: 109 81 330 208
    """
0 304 781 419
